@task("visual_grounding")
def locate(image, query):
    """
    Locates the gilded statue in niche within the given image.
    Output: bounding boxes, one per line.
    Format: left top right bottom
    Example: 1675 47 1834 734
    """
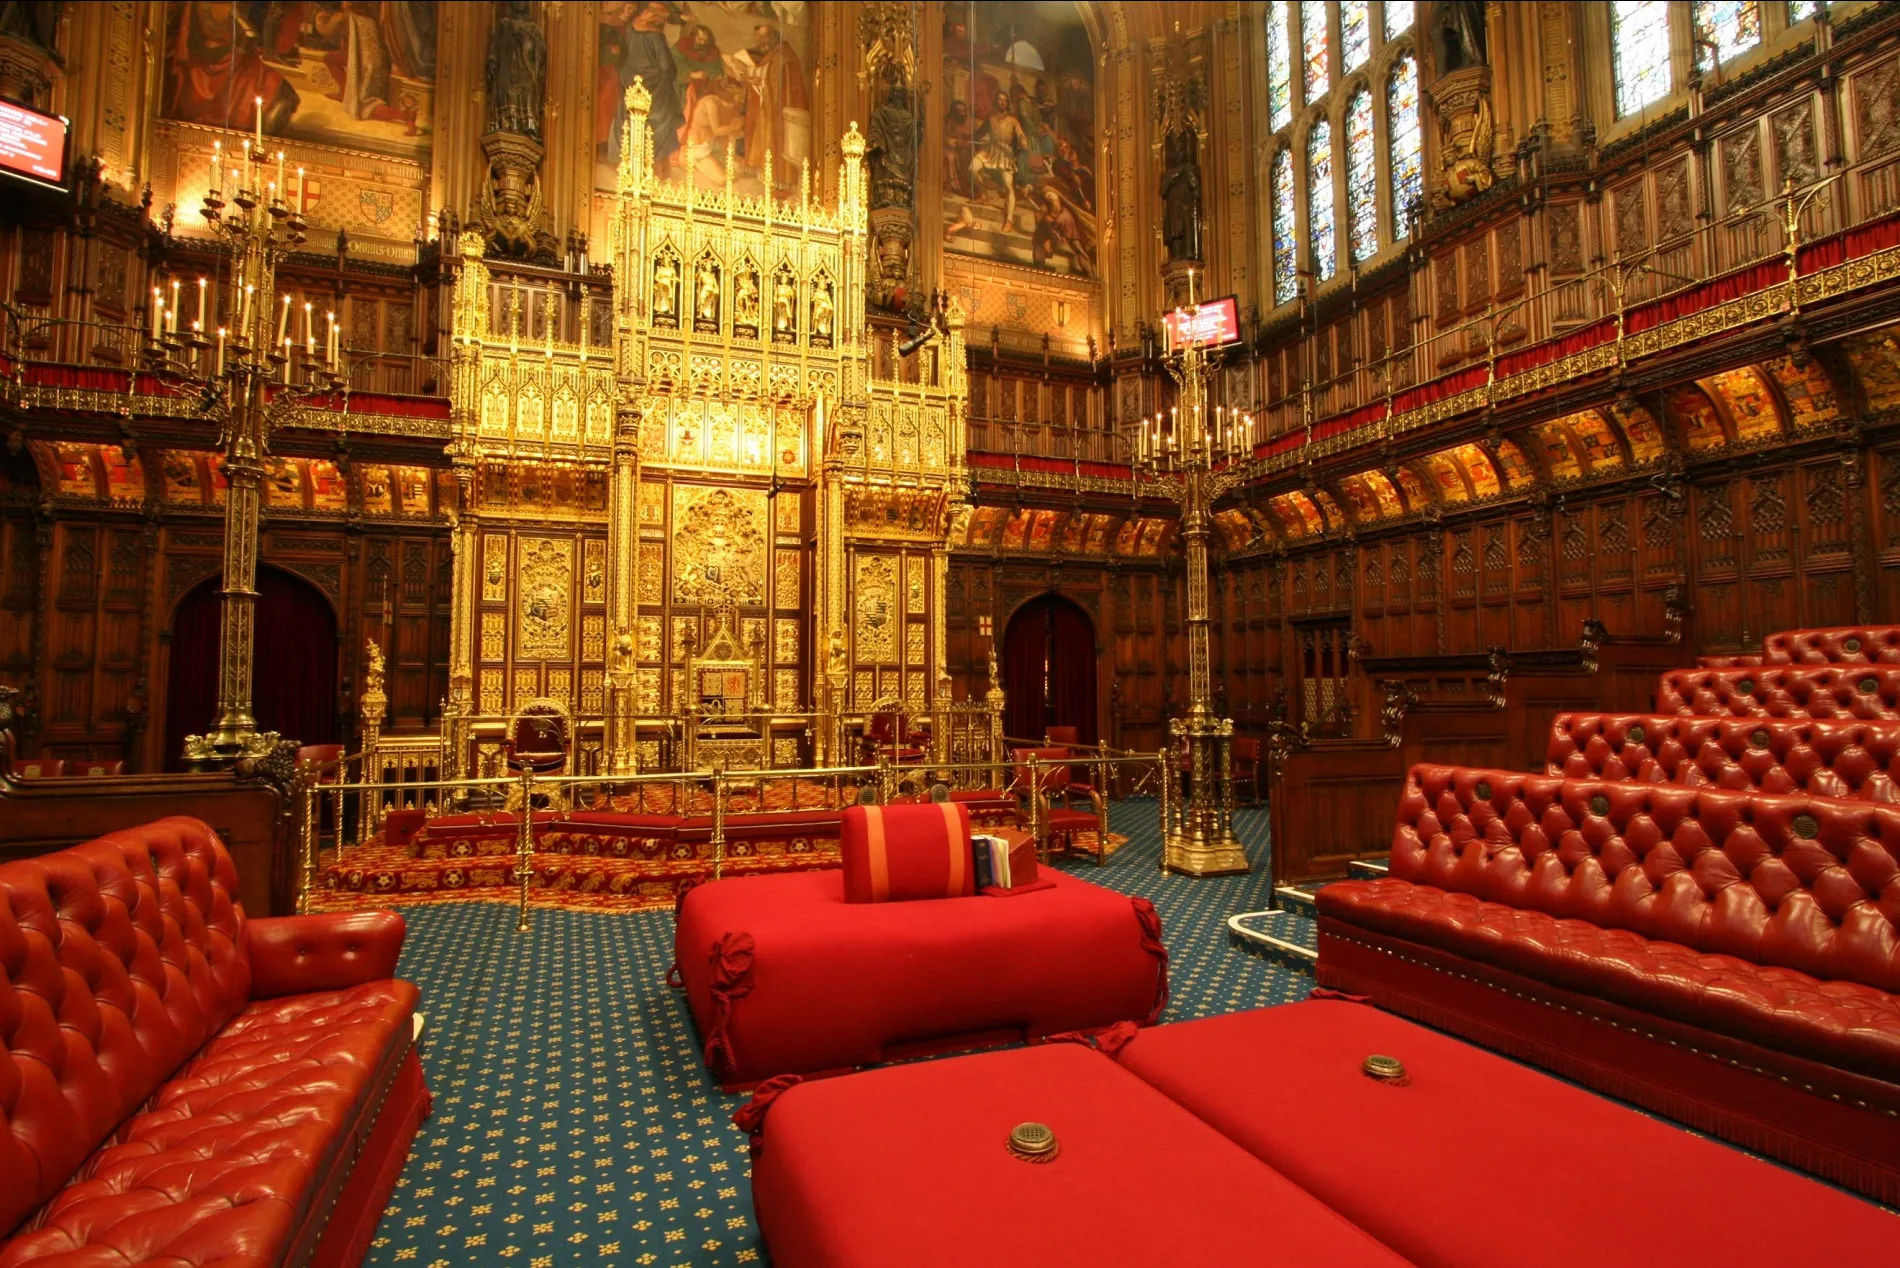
653 252 680 326
694 254 722 332
517 538 573 659
810 276 835 347
772 265 797 343
673 487 767 605
733 262 762 336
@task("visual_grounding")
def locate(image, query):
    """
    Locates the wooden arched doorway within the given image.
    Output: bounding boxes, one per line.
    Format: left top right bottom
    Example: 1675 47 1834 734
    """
163 565 340 769
1001 593 1098 745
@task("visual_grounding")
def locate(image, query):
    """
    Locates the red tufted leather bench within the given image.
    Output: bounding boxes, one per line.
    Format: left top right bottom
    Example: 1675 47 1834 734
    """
1655 666 1900 720
0 817 429 1267
1763 625 1900 665
1546 712 1900 802
1315 764 1900 1204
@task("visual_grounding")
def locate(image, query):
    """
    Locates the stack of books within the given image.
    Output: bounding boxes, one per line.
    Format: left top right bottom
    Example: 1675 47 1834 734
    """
972 833 1039 889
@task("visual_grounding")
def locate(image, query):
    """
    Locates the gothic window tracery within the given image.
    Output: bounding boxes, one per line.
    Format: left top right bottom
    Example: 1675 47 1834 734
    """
1302 1 1331 100
1267 2 1294 131
1388 55 1422 233
1694 1 1763 69
1309 118 1338 281
1273 148 1299 304
1346 87 1379 263
1614 1 1674 117
1341 1 1371 72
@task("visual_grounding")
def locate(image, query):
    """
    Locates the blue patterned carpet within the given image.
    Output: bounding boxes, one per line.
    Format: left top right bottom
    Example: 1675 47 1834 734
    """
366 801 1307 1267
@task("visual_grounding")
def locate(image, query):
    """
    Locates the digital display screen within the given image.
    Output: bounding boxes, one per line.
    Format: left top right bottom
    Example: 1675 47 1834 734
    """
1162 295 1240 351
0 100 67 189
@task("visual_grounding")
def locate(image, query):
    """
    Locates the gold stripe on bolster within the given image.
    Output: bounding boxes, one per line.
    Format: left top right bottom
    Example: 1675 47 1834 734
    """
864 806 890 901
938 802 965 895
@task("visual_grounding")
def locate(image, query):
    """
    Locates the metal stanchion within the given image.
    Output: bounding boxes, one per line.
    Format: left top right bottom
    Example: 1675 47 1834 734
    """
297 772 319 915
710 766 727 881
515 766 535 932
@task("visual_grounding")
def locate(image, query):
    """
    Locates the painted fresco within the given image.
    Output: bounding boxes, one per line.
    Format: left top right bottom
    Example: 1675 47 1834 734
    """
1844 331 1900 411
941 0 1096 275
1668 385 1727 450
1493 440 1536 489
1704 367 1783 442
160 451 206 503
1392 464 1431 511
1566 411 1624 472
1083 513 1114 553
362 464 395 514
596 1 811 198
163 2 437 159
310 458 349 509
1335 475 1381 524
1763 355 1840 429
1532 421 1581 480
1417 451 1468 503
1609 402 1666 461
1447 444 1501 498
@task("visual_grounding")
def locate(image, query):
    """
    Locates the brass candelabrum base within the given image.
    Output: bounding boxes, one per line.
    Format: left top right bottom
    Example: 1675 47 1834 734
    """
1160 716 1251 877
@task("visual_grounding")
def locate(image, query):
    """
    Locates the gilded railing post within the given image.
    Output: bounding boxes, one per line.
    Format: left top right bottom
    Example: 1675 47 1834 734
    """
443 231 489 786
297 767 319 915
358 637 387 842
1026 756 1045 859
710 765 727 881
515 766 535 932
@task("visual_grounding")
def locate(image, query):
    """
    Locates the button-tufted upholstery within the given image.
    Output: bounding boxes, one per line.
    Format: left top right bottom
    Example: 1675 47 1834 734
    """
1320 765 1900 1076
0 817 426 1264
1696 654 1763 668
1761 625 1900 665
1655 666 1900 719
1546 713 1900 802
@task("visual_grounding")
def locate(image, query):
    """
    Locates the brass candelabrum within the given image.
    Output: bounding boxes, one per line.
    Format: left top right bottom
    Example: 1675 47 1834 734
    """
1129 282 1254 877
153 116 345 766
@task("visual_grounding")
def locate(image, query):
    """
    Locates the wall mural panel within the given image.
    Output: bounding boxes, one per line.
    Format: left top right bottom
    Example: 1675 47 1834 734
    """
162 2 436 159
940 0 1096 275
595 0 811 197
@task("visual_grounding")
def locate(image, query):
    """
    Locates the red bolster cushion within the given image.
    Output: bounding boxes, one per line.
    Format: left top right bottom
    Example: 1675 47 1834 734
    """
841 802 974 902
246 911 407 997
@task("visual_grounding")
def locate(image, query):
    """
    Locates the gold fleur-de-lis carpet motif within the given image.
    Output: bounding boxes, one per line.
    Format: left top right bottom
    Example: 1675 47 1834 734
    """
367 801 1304 1266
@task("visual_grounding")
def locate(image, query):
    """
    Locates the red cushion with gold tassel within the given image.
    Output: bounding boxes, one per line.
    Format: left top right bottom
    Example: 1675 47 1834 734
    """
841 802 975 903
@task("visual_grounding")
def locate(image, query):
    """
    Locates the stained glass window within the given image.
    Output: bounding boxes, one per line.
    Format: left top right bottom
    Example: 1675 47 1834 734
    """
1787 1 1822 20
1388 56 1422 240
1302 1 1330 102
1384 0 1415 39
1341 1 1371 72
1273 148 1298 305
1267 2 1293 132
1694 2 1762 69
1309 119 1337 281
1613 1 1673 118
1346 87 1379 263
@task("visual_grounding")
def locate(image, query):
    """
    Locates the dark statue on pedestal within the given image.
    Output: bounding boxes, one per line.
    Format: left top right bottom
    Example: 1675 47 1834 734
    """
1160 126 1203 264
486 0 546 142
866 75 917 212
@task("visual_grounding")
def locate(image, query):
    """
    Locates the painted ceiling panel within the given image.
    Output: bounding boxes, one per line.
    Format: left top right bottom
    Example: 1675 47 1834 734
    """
1702 367 1783 442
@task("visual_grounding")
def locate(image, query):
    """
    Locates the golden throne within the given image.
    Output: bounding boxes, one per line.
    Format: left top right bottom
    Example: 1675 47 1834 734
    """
682 605 766 771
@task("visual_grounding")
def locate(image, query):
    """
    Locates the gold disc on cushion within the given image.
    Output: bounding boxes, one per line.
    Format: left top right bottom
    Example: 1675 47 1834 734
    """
1362 1054 1407 1083
1008 1122 1059 1162
1737 678 1755 695
1589 793 1610 817
1792 813 1819 839
1474 780 1492 801
1750 729 1772 750
1627 724 1646 744
1844 637 1863 654
1860 677 1880 695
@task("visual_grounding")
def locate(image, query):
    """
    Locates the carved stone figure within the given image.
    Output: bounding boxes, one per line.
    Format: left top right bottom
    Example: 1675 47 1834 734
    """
733 267 761 329
485 0 546 141
810 281 834 342
866 75 917 210
772 273 796 335
1159 127 1203 264
1437 1 1487 74
652 256 678 316
695 258 720 324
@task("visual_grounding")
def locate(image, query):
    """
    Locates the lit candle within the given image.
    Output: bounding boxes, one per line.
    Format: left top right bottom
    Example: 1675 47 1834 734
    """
242 283 255 337
275 150 285 201
241 138 252 192
215 328 226 377
294 166 304 213
303 301 313 347
168 280 180 334
283 335 293 383
210 141 222 196
327 311 337 367
195 277 206 330
151 286 162 338
254 95 263 151
278 295 292 344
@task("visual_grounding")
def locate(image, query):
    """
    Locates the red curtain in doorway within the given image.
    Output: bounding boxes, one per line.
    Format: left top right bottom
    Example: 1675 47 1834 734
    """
1002 603 1048 745
165 567 341 769
1048 599 1098 745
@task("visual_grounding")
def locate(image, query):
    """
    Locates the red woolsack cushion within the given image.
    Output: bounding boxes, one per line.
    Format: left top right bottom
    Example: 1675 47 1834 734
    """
746 1042 1407 1268
840 802 974 903
1114 1000 1896 1268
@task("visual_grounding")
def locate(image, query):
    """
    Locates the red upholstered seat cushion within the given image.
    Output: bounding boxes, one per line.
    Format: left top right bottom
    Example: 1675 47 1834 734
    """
1318 877 1900 1082
1655 666 1900 720
1546 712 1900 802
1115 1001 1897 1268
674 869 1165 1085
1764 625 1900 665
748 1043 1406 1268
1046 808 1099 832
840 802 973 902
1 980 418 1268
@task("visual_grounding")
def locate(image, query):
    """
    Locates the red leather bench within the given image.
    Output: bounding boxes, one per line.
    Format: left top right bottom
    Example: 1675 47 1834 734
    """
1698 624 1900 669
1112 1000 1894 1266
742 1042 1406 1268
674 866 1168 1088
1546 712 1900 802
1313 763 1900 1204
1655 665 1900 720
0 817 430 1267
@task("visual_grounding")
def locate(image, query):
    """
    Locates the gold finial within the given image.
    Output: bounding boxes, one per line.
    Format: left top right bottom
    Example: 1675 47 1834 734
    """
458 229 485 260
841 121 866 158
625 79 651 115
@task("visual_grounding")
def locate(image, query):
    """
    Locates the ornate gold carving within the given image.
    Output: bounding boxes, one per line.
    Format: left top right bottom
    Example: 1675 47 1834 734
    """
855 555 900 663
482 534 509 601
636 616 662 662
480 669 503 714
775 617 799 664
516 539 573 659
582 613 605 660
481 611 506 660
775 548 802 604
673 486 768 605
638 543 665 602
